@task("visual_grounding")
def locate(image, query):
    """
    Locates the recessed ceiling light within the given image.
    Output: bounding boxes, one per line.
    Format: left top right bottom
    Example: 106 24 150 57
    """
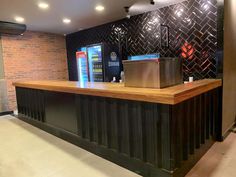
15 16 25 23
63 18 71 24
95 5 105 11
38 2 49 9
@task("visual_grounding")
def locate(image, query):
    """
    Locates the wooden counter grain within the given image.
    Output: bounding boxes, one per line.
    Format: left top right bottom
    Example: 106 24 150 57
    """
13 79 222 105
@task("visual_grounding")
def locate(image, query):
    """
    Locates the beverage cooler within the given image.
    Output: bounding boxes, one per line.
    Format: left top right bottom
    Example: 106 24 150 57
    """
76 43 121 82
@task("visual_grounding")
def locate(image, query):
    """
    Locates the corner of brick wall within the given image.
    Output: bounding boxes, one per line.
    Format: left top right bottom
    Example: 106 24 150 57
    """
1 30 69 111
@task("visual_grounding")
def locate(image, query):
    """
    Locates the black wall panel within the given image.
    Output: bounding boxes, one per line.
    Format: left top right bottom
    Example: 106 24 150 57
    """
66 0 217 81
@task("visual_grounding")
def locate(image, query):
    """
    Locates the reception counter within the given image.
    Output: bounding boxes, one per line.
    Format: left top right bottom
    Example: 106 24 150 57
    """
13 79 222 177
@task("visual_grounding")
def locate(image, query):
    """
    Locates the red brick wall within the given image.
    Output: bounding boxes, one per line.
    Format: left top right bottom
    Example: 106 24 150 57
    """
1 31 68 110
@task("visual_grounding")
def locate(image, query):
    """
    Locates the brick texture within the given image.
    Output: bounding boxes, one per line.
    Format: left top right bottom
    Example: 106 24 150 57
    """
1 31 68 110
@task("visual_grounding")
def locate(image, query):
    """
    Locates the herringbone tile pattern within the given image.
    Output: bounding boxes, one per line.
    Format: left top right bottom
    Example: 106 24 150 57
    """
75 0 217 80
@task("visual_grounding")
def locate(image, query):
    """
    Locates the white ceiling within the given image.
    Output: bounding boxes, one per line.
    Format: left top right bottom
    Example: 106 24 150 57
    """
0 0 186 35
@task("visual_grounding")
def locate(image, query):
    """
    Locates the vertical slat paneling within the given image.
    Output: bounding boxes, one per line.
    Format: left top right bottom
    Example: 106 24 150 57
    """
88 97 94 141
201 93 206 144
32 90 37 120
205 92 210 139
155 104 162 168
182 101 189 160
35 89 40 121
34 90 39 121
171 104 178 168
161 105 172 171
23 89 27 115
212 90 216 139
189 98 196 154
15 86 221 175
29 89 33 118
29 90 33 118
16 88 45 122
129 102 143 160
24 89 29 117
82 96 90 140
179 103 184 162
107 99 119 150
18 88 23 114
118 100 130 156
142 103 157 165
100 98 108 147
39 90 45 122
91 97 99 143
15 88 21 114
195 96 201 149
96 97 102 145
28 90 33 118
25 88 29 117
23 88 27 115
212 89 219 140
24 88 28 117
76 95 82 137
172 103 183 167
170 89 220 172
209 91 214 137
215 88 223 140
19 88 22 114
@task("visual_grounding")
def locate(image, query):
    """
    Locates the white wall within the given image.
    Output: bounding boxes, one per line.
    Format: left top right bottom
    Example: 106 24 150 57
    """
222 0 236 135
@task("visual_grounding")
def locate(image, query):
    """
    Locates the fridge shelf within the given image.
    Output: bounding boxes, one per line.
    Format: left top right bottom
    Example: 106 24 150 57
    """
92 73 103 75
92 59 102 62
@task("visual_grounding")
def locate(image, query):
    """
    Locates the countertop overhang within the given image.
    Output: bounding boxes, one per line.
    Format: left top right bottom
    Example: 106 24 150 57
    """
13 79 222 105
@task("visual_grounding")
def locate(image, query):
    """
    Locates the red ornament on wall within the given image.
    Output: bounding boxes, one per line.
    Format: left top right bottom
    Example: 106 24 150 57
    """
181 42 194 60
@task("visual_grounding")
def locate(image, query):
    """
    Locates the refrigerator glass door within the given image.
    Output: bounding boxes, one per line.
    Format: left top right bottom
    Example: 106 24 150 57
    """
76 50 89 82
87 45 103 82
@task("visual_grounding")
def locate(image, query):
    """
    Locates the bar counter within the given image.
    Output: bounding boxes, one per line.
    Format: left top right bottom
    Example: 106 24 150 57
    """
13 79 222 104
13 79 222 177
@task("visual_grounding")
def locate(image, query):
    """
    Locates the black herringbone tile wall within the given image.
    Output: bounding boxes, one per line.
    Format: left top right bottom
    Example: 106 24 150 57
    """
66 0 217 81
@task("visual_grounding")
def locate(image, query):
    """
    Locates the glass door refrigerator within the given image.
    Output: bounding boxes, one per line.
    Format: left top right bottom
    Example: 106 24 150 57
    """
76 48 89 82
87 44 104 82
76 43 121 82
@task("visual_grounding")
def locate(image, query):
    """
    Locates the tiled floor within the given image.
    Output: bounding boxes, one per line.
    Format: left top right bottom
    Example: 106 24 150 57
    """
0 115 235 177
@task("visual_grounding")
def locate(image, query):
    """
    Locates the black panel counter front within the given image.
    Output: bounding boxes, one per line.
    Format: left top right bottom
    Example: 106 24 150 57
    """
14 80 222 177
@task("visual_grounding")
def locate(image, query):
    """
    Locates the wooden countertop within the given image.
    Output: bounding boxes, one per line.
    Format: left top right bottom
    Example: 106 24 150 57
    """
13 79 222 105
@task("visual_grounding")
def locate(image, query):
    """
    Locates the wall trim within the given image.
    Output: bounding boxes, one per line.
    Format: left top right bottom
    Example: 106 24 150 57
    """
0 111 13 117
221 122 236 141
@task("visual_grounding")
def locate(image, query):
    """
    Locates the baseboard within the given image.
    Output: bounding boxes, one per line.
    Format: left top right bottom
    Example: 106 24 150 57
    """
231 127 236 133
0 111 13 116
221 123 236 141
